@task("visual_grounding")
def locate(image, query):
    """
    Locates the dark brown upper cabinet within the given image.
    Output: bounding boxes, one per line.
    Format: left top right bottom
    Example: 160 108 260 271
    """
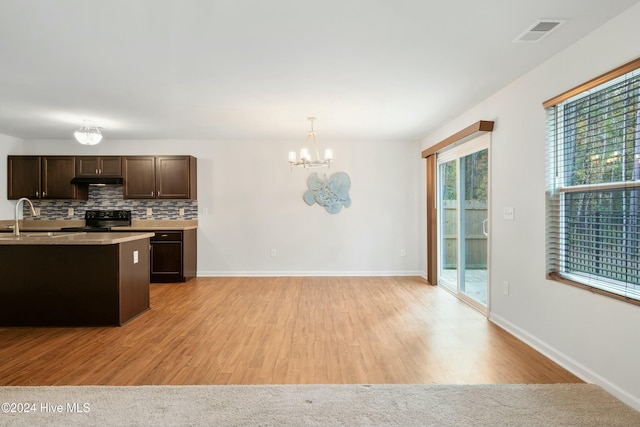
8 156 87 200
123 156 197 200
75 156 122 177
7 156 40 199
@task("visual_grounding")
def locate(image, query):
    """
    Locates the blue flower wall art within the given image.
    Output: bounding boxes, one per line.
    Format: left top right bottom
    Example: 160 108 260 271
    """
303 172 351 214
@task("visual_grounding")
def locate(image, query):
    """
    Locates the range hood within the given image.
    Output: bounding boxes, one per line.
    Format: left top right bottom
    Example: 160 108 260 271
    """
70 176 123 185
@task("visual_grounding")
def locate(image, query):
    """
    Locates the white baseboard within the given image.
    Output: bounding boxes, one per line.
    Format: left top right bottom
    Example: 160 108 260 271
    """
197 270 426 277
490 313 640 411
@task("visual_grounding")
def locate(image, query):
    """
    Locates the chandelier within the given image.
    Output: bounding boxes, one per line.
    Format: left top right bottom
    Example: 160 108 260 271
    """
74 120 103 145
288 117 333 169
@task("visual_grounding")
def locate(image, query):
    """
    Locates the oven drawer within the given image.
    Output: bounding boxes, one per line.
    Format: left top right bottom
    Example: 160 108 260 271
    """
151 231 182 241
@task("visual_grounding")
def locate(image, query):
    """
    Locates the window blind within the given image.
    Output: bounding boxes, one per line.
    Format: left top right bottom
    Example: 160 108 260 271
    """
545 61 640 303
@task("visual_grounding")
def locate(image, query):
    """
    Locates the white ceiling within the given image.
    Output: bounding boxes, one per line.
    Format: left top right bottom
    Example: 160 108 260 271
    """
0 0 638 142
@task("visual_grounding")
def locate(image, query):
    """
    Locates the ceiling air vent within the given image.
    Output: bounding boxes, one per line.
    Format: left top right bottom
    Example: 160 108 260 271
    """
513 19 566 43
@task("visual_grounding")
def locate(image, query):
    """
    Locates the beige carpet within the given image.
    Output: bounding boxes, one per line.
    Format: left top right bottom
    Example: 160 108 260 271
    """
0 384 639 427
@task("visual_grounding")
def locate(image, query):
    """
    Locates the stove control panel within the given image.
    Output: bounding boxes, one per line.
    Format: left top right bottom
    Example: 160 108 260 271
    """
85 210 131 220
84 210 132 227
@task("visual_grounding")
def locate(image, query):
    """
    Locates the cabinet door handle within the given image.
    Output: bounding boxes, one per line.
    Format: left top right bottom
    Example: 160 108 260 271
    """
99 168 102 174
42 191 46 197
95 168 99 174
160 234 169 237
35 191 39 197
151 191 154 196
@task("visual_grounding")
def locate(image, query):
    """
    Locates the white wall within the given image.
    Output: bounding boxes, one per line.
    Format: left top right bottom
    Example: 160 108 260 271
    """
20 137 425 276
421 3 640 410
0 134 24 218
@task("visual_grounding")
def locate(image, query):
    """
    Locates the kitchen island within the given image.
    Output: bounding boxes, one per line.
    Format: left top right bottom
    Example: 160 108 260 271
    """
0 232 154 327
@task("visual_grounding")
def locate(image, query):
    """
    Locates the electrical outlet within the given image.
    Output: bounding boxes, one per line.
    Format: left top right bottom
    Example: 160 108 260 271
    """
34 208 41 216
503 280 510 296
270 249 277 257
133 250 139 264
179 208 185 216
68 207 74 217
503 207 515 221
146 208 153 216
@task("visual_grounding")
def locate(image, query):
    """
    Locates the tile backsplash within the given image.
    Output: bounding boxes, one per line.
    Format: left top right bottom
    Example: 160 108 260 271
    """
24 185 198 220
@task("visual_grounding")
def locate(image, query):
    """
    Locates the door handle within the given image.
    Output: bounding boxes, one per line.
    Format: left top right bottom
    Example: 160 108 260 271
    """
482 218 489 237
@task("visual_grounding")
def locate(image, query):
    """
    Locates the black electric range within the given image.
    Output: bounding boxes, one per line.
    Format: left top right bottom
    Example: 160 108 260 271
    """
61 210 132 232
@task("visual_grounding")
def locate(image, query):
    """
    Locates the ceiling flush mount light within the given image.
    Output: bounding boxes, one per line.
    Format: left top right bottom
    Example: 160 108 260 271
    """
288 117 333 170
74 120 103 145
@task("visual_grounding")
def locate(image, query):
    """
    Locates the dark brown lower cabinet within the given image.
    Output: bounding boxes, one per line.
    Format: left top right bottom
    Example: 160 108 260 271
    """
0 238 150 327
150 229 196 282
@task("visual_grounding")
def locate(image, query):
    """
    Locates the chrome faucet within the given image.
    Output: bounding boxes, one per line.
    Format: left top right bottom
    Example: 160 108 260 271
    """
14 197 37 236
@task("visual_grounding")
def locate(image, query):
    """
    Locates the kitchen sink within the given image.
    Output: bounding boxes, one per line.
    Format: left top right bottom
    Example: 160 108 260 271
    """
0 232 83 240
21 232 71 237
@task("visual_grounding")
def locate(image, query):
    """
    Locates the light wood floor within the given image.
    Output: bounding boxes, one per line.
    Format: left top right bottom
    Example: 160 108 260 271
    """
0 276 582 385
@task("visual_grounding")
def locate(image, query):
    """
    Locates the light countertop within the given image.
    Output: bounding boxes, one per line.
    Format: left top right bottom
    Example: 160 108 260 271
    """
0 232 155 245
113 220 198 231
0 219 198 232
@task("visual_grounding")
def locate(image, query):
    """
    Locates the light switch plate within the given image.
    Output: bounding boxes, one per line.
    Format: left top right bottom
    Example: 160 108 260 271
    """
133 251 139 264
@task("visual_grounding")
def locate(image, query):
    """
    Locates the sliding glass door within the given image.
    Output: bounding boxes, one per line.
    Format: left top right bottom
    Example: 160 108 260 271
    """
438 158 458 293
437 135 489 313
